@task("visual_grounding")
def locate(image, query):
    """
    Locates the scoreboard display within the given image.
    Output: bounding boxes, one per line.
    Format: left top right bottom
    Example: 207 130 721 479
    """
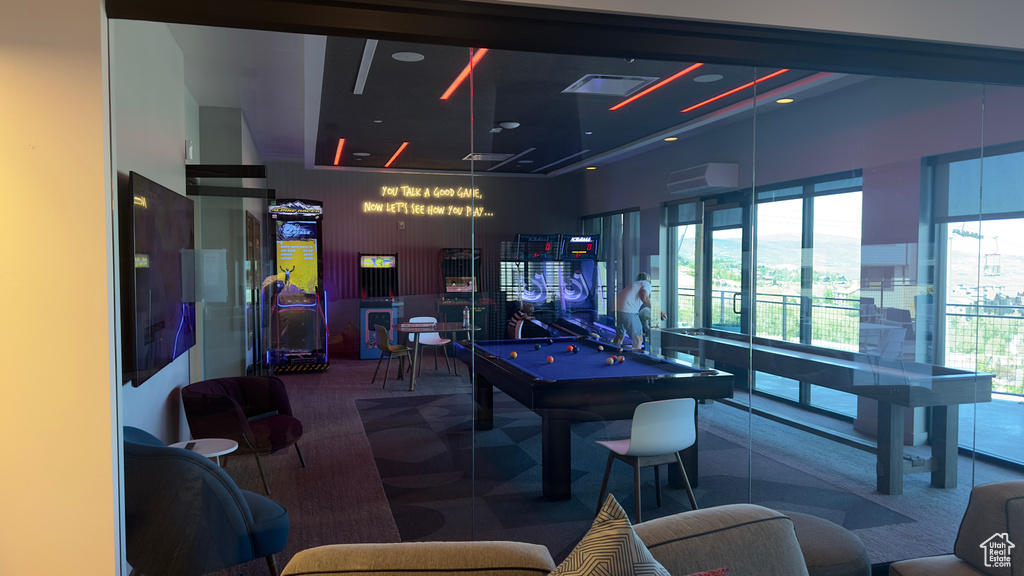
515 233 561 261
561 234 600 259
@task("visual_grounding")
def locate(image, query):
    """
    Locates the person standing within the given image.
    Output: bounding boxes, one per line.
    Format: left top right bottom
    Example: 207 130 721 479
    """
612 272 665 351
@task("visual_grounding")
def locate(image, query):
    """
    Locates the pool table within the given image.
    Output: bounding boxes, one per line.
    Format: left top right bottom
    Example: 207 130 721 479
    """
455 336 734 500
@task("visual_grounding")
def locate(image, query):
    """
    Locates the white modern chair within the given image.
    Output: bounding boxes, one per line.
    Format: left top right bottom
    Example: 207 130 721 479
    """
595 397 699 523
407 316 452 376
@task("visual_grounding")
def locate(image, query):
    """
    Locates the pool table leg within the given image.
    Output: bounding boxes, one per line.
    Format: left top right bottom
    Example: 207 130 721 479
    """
474 374 494 431
542 417 572 501
931 404 958 489
876 400 904 495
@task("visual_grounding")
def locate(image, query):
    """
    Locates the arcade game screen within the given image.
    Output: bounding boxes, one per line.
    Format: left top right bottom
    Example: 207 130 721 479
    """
276 220 319 294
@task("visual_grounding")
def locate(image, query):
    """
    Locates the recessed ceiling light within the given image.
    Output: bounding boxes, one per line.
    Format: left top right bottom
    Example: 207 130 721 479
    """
776 98 795 104
353 152 370 157
373 119 383 123
392 51 424 62
498 121 520 129
586 166 597 170
693 74 724 83
664 137 678 142
489 127 502 133
584 131 593 135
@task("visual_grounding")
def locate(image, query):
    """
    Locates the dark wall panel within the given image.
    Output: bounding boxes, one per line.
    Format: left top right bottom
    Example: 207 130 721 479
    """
266 162 583 317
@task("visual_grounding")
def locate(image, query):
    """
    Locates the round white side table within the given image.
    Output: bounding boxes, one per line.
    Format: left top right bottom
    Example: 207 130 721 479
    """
170 438 239 466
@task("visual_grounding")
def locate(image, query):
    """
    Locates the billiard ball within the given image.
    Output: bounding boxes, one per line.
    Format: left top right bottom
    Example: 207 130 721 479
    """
546 356 554 363
606 356 615 365
591 332 599 339
597 345 604 351
567 345 574 352
535 344 542 350
547 339 553 345
618 355 625 363
572 346 579 354
617 348 623 354
510 351 517 359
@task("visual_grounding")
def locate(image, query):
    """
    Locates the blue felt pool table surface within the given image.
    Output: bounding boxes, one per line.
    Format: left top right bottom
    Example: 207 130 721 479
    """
471 336 706 381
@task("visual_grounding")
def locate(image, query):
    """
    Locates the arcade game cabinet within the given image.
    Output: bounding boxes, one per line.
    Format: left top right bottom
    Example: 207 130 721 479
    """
358 253 403 359
554 234 615 339
267 199 329 372
437 248 495 338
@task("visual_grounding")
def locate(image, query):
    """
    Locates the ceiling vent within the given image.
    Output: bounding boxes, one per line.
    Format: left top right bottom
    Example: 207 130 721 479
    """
562 74 659 96
667 163 739 197
463 152 515 162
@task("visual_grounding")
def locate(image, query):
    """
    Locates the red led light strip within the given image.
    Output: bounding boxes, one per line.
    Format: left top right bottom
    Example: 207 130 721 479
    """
681 69 790 113
440 48 489 100
384 141 409 168
333 138 345 166
610 63 704 111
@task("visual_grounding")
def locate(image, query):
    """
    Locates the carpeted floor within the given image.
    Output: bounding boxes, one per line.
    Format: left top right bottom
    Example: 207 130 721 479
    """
356 391 914 562
204 356 1024 575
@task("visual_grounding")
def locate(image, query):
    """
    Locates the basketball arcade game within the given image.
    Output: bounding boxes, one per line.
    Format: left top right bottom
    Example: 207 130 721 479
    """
553 234 613 339
511 233 562 307
267 199 329 372
500 233 608 339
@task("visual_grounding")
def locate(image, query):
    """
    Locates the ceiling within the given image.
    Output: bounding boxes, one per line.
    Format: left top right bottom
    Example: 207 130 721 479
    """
168 24 855 177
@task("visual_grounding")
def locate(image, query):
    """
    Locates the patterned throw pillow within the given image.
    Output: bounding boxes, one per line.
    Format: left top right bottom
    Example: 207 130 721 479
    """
685 569 729 576
548 494 671 576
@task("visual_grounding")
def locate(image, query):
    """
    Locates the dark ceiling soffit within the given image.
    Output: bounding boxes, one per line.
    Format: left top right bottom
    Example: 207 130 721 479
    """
186 185 276 199
185 164 267 178
107 0 1024 86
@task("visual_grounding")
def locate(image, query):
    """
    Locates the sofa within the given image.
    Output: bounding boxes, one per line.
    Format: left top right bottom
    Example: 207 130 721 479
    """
889 480 1024 576
281 503 869 576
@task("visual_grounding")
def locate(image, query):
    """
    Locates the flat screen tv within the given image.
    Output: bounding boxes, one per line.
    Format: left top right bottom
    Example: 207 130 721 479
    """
119 172 196 386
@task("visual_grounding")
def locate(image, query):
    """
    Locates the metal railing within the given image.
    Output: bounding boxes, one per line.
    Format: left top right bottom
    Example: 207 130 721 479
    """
676 287 1024 395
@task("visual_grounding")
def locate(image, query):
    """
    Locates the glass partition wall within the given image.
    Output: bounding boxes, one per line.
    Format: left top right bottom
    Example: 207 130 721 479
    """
111 15 1024 573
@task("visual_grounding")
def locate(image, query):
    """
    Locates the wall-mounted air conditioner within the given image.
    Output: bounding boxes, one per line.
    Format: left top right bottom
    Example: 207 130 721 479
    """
667 163 738 197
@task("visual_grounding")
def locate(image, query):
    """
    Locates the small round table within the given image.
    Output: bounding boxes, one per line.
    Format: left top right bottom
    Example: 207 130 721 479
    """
170 438 239 466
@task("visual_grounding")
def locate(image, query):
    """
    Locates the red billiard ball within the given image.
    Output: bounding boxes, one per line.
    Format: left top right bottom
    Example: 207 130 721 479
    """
546 356 554 363
606 356 615 365
618 355 625 363
510 351 517 359
597 345 604 351
567 345 574 352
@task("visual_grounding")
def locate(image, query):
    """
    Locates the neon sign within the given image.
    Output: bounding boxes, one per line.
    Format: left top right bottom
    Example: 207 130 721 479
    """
363 185 494 217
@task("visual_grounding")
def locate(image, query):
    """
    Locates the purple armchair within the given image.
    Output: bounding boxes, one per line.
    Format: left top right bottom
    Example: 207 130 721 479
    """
182 376 305 494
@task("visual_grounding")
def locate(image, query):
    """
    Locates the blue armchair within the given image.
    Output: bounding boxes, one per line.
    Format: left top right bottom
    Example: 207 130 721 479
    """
122 426 290 576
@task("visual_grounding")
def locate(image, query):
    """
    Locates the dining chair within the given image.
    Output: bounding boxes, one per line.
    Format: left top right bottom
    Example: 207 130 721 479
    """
373 323 411 389
407 316 452 376
595 397 699 523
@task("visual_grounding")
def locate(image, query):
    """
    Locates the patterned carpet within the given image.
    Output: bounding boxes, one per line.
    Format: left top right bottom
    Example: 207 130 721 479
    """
357 391 914 562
